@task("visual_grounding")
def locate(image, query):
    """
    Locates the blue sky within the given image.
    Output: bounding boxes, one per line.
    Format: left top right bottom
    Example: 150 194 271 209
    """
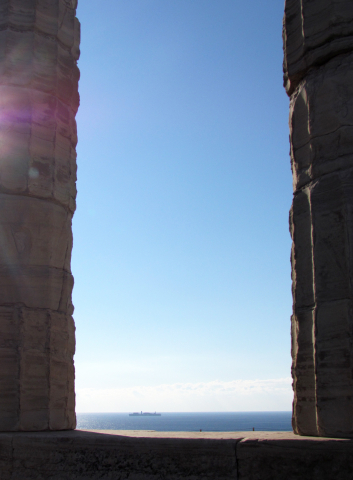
73 0 293 412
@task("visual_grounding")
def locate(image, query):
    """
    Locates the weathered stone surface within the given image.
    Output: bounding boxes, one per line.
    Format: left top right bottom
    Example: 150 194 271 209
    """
283 0 353 94
237 432 353 480
0 307 75 431
0 431 352 479
285 1 353 437
0 431 238 480
0 0 79 431
289 53 353 191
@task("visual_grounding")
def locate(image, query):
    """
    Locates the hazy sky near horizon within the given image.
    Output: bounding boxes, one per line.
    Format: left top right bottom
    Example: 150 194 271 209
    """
73 0 292 412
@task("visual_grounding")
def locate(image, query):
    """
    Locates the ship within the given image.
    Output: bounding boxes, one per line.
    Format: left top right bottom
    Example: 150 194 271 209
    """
129 411 161 416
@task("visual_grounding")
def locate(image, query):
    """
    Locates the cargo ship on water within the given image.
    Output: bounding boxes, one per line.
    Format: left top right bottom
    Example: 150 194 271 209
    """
129 411 161 416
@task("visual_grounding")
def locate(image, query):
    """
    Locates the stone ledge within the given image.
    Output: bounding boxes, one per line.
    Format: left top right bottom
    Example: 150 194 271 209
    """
0 430 353 479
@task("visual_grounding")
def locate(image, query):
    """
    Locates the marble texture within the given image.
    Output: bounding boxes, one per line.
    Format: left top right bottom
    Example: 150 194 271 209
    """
284 1 353 436
0 0 80 431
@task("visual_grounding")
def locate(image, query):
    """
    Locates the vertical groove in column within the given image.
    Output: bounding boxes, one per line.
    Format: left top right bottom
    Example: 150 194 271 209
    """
310 188 319 435
290 187 318 436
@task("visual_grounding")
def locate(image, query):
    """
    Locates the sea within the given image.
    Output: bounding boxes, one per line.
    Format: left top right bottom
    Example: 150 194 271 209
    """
77 412 292 432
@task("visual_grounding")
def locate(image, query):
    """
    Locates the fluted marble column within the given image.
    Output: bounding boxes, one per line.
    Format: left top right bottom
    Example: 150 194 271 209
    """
0 0 80 430
284 0 353 437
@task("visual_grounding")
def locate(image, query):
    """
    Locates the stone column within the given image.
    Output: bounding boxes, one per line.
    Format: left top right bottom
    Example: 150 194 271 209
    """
284 1 353 437
0 0 80 431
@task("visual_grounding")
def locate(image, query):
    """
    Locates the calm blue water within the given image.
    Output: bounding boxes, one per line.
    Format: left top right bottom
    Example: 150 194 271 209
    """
77 412 292 432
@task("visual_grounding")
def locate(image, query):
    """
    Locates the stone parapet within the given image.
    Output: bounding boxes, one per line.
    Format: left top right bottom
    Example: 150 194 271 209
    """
0 430 353 479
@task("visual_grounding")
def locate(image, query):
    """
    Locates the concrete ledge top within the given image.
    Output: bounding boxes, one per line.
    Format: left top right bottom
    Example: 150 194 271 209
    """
82 429 353 442
0 429 353 444
83 429 274 440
